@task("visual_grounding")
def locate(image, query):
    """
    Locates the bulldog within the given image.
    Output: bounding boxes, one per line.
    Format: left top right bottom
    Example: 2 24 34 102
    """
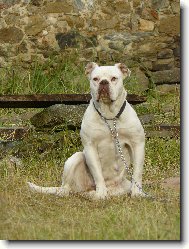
28 62 145 200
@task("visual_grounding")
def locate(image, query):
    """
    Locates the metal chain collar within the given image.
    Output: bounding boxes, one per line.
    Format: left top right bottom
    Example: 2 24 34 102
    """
101 116 151 198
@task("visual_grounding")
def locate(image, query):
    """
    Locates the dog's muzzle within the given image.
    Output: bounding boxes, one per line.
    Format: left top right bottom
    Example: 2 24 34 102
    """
97 80 110 101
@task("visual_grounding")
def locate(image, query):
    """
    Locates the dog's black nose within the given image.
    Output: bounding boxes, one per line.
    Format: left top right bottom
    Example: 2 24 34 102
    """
99 80 109 85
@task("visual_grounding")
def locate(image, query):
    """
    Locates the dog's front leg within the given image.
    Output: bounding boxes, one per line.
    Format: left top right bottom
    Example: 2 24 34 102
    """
84 145 107 199
130 140 145 197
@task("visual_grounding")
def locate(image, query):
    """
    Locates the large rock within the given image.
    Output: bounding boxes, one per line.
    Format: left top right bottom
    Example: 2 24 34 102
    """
4 13 21 25
152 58 174 71
133 0 141 7
156 84 180 94
30 104 87 129
151 68 180 85
25 15 47 36
55 31 80 50
139 19 155 31
132 67 149 91
139 114 154 125
173 46 180 57
66 15 85 29
0 27 24 44
157 49 173 59
92 15 120 30
159 16 180 36
171 1 180 14
151 0 170 9
131 34 172 58
113 1 131 14
45 1 76 13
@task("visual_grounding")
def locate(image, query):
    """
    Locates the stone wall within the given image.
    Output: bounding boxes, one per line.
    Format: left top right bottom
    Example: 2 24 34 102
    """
0 0 180 91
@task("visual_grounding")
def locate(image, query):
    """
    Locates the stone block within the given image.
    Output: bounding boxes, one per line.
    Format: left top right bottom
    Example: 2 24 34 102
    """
113 2 131 14
101 3 115 15
157 49 173 59
133 40 167 58
173 47 180 57
159 15 180 35
55 31 80 50
141 8 159 21
152 58 174 71
17 41 28 53
139 18 155 31
132 67 149 91
156 84 180 94
139 114 154 124
65 16 85 29
45 2 75 13
0 18 7 29
0 27 24 44
92 15 120 30
25 15 47 36
109 41 124 51
151 68 180 84
133 0 141 8
174 58 180 68
151 0 170 9
19 53 31 62
30 0 43 6
5 13 20 25
0 45 8 57
171 2 180 14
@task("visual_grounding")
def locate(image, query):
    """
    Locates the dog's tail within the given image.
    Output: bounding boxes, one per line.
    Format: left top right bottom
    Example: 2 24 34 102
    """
27 182 70 197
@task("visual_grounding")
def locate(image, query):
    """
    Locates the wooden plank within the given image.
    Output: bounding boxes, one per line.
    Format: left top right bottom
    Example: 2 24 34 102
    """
0 94 147 108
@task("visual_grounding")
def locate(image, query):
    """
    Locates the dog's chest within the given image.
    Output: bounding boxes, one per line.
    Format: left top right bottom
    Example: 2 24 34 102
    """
96 127 130 176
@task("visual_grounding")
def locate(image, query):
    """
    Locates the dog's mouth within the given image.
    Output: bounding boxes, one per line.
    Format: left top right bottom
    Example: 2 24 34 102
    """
97 85 111 102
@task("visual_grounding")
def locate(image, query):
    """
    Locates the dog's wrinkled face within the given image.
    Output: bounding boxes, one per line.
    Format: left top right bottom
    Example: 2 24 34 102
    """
85 63 131 103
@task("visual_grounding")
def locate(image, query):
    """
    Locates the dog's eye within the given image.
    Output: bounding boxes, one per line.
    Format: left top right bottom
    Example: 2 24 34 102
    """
111 77 117 82
93 77 99 82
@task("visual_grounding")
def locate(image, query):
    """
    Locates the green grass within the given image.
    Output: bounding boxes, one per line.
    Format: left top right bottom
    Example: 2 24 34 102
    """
0 57 180 240
0 57 89 95
0 55 150 95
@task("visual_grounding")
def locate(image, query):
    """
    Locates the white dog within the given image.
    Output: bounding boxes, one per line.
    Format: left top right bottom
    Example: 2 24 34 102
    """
28 62 145 200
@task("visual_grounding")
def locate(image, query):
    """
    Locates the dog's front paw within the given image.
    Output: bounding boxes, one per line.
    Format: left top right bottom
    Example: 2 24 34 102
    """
131 182 145 198
94 186 108 200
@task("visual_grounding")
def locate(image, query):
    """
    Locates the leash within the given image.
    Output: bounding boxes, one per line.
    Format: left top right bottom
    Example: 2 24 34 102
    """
93 101 168 202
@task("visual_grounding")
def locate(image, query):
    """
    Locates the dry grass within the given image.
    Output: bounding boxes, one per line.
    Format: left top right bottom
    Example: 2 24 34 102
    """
0 126 180 240
0 172 180 240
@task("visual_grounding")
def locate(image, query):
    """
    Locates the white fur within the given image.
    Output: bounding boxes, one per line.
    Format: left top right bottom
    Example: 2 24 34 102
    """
28 63 145 200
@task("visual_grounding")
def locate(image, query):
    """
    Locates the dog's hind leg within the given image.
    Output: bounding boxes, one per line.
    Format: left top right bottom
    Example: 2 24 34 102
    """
27 152 94 197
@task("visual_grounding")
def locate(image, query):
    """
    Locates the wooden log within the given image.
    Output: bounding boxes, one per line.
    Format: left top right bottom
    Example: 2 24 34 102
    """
0 94 147 108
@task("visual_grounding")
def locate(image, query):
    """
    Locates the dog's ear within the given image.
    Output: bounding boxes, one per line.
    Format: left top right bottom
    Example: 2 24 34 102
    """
85 62 98 79
115 63 131 79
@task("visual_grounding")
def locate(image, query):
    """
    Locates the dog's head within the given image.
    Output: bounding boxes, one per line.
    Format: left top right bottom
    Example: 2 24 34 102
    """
85 62 131 103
